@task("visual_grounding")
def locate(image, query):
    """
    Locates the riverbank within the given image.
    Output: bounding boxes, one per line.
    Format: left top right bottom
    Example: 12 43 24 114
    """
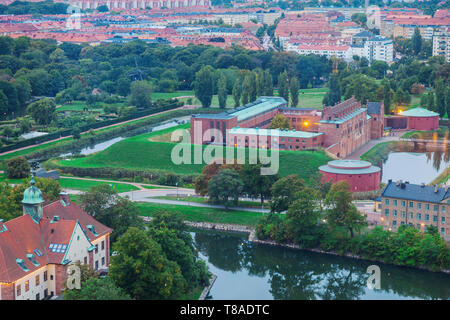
185 221 450 275
198 275 217 300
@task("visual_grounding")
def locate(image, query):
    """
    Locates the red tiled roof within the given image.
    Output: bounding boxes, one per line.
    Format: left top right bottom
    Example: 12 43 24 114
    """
0 196 112 283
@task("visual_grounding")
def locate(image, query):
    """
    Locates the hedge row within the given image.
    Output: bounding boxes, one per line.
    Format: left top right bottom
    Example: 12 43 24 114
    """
0 104 178 154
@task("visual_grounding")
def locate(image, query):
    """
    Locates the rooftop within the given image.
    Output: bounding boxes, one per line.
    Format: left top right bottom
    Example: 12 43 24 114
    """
319 160 381 175
319 107 367 124
382 181 450 204
230 97 287 122
228 127 323 139
400 107 439 117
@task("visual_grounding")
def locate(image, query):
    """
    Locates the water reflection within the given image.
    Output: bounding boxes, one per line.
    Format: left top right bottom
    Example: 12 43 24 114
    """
380 150 449 184
194 231 450 300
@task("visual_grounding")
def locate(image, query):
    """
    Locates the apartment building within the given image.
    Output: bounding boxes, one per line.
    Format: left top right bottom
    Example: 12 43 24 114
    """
351 31 394 63
432 26 450 62
380 181 449 240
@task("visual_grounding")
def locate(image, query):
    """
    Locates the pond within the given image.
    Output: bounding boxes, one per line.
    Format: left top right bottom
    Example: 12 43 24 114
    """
380 151 449 184
193 230 450 300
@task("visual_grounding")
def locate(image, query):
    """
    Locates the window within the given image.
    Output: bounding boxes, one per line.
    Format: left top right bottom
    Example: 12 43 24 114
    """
385 199 390 205
16 284 21 297
409 213 413 219
441 228 445 235
393 220 397 227
442 217 446 224
433 215 438 222
25 281 29 292
95 261 99 270
425 214 429 221
393 200 397 206
102 257 105 266
401 211 406 218
401 201 406 207
35 275 40 286
95 244 98 254
393 210 397 217
101 241 105 250
425 204 430 210
416 213 421 221
43 271 47 282
433 205 438 212
409 202 413 208
36 293 40 301
384 209 389 216
442 206 446 213
84 257 88 264
417 203 421 209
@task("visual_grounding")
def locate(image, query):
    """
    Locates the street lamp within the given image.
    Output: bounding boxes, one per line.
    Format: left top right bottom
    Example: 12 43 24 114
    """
176 182 179 200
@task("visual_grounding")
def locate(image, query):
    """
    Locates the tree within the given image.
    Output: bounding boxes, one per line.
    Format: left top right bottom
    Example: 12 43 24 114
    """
27 98 56 126
72 126 81 140
435 78 446 117
148 213 209 288
277 71 289 102
0 90 7 119
240 164 278 206
324 181 367 238
263 70 273 96
80 184 143 243
232 77 242 107
412 27 422 56
241 74 250 105
128 80 152 109
446 87 450 118
427 90 435 112
194 162 242 196
6 156 30 179
109 227 187 300
217 71 227 109
248 72 257 102
269 114 292 130
194 66 214 108
383 80 392 114
270 175 305 213
286 187 321 247
208 168 243 207
289 76 300 107
323 73 341 106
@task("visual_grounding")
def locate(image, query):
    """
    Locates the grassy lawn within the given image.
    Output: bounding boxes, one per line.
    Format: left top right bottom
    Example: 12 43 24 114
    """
0 172 26 184
58 177 139 192
154 195 265 208
402 127 449 140
137 202 265 227
53 124 331 179
57 101 126 113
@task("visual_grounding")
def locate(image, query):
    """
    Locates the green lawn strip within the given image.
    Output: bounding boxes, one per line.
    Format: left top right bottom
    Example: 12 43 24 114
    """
140 185 168 189
402 127 449 140
58 177 139 192
180 286 203 300
154 195 264 209
0 172 26 184
137 202 264 227
360 141 402 164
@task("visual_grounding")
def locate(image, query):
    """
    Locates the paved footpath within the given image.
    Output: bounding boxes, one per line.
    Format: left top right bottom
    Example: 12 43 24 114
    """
345 133 403 160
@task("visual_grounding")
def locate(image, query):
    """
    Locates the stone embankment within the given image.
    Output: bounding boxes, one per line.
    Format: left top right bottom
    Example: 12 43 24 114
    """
198 275 217 300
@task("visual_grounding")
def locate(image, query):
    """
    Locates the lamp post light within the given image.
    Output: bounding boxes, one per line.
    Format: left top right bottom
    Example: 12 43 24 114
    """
176 182 179 200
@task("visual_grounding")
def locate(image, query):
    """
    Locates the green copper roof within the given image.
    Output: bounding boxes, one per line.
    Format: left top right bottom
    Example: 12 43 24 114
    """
319 108 367 124
228 127 323 139
230 97 287 122
22 177 44 205
400 107 439 117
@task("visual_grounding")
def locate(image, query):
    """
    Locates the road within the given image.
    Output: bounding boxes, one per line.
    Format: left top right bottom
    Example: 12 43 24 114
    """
345 132 404 160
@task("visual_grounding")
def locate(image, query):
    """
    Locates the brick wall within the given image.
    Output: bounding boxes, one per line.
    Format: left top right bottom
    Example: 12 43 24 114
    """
54 264 67 296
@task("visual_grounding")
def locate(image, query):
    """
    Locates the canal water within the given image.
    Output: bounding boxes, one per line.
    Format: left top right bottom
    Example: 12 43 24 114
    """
380 151 449 184
193 230 450 300
59 117 189 158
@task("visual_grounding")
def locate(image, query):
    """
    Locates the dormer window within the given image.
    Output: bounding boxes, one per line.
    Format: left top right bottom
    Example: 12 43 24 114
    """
26 253 40 267
86 225 98 237
16 259 29 272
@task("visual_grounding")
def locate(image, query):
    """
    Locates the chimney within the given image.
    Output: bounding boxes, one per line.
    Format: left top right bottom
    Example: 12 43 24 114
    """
434 185 438 193
59 192 70 205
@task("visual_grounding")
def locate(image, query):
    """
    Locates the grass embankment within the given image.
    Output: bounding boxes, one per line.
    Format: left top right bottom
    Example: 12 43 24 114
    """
155 195 264 209
58 177 139 192
430 169 450 185
360 141 403 164
0 108 219 161
402 127 449 140
51 124 331 179
137 202 266 227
